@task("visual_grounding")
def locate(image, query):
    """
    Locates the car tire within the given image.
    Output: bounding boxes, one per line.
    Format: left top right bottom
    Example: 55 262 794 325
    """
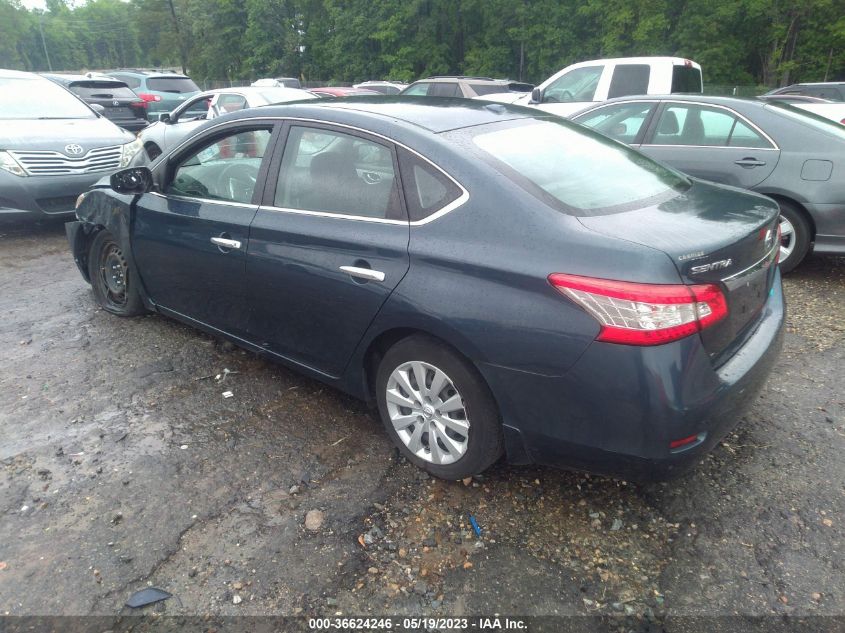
376 334 503 480
87 230 146 317
776 200 811 273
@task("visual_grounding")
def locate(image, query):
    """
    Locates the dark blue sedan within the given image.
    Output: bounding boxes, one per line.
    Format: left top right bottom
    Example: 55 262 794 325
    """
66 98 785 480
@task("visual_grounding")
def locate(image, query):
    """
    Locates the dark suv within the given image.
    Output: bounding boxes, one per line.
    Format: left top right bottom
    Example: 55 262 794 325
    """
42 74 148 133
106 69 202 122
401 76 533 98
765 82 845 102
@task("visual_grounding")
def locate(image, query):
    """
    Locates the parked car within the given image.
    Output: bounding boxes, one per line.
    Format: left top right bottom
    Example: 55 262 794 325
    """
67 98 783 480
757 94 845 124
571 94 845 271
483 57 703 117
138 86 316 160
42 73 149 133
757 94 834 104
252 77 302 89
353 81 408 95
106 69 202 122
764 82 845 102
308 86 381 98
400 76 533 98
0 69 141 221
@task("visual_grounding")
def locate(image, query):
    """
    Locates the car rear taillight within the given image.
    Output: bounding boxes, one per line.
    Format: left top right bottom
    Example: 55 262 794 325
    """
548 273 728 346
132 99 147 110
137 93 161 103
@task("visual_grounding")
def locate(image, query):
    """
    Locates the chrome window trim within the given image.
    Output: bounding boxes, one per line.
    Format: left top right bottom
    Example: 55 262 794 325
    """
642 100 780 150
150 191 259 209
162 115 470 226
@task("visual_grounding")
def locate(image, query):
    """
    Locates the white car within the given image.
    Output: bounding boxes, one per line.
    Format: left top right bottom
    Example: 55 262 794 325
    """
794 103 845 125
138 86 315 160
353 81 408 95
479 56 703 118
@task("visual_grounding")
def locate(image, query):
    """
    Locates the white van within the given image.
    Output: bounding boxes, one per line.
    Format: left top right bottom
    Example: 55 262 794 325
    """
480 57 703 117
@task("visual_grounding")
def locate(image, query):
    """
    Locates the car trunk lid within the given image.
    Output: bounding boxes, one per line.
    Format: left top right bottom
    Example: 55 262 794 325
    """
578 180 780 361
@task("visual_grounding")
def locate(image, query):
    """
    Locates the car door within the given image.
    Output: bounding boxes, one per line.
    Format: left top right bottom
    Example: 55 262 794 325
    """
132 123 277 338
245 122 410 377
639 101 780 189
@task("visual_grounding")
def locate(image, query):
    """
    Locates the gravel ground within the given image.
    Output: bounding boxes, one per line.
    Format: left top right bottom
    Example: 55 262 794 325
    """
0 221 843 629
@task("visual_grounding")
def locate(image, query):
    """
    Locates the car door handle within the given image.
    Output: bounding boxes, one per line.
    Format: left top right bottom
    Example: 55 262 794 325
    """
210 236 242 250
339 265 385 282
734 158 766 168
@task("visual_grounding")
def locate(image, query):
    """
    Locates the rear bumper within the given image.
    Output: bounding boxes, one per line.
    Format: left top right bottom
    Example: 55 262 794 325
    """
0 171 107 220
480 271 786 480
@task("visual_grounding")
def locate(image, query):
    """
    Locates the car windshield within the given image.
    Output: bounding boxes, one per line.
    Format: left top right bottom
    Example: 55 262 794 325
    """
767 102 845 141
456 118 690 214
0 77 95 119
147 77 199 93
69 81 138 99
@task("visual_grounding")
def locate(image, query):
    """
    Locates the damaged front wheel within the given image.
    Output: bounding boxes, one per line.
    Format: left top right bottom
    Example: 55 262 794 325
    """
88 230 145 316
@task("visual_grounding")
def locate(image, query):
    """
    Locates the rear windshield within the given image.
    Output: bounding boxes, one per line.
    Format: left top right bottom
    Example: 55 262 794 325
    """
671 65 703 93
471 84 507 96
768 102 845 141
0 77 95 119
147 77 199 93
69 81 138 99
454 118 690 214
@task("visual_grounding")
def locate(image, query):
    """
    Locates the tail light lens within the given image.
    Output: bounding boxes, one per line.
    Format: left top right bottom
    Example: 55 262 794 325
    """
549 273 728 346
137 93 162 103
131 99 148 110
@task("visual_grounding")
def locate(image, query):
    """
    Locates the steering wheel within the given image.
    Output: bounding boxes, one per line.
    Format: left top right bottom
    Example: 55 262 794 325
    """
219 163 258 202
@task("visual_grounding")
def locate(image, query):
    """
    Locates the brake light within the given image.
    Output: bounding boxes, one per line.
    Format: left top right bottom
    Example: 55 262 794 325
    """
548 273 728 346
132 99 147 110
137 93 162 103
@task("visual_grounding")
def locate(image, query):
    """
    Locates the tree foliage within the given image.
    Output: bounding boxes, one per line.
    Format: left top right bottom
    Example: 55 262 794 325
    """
0 0 843 87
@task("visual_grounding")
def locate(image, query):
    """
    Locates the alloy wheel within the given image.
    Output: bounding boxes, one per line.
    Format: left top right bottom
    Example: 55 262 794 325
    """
779 214 795 264
385 361 470 465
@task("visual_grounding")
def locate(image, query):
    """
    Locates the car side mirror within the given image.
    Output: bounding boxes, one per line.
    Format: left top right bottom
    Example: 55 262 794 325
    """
159 113 171 123
530 87 542 104
110 167 154 195
90 103 106 115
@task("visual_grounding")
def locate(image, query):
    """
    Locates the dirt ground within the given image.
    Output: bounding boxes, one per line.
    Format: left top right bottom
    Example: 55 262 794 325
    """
0 221 843 630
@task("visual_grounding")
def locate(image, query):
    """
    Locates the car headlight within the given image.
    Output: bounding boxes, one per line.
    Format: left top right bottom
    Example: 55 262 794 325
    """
0 150 27 177
119 138 143 168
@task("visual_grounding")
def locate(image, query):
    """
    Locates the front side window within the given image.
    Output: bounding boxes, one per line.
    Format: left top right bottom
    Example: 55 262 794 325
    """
651 104 771 148
274 126 403 220
607 65 650 99
166 128 272 203
403 83 431 96
543 65 603 103
455 118 689 214
574 102 655 143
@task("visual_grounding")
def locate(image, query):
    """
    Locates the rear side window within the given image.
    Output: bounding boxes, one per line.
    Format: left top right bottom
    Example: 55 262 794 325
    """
398 148 463 221
470 84 506 96
607 65 650 99
430 83 460 97
575 102 655 143
651 104 772 148
69 81 137 99
147 77 199 93
275 126 403 220
671 66 703 93
112 74 141 89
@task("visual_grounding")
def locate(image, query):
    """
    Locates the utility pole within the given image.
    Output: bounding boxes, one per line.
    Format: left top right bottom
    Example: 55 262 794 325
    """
166 0 188 74
39 12 52 72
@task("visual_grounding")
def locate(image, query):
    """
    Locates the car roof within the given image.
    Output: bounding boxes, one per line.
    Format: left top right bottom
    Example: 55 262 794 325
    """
0 68 46 80
109 69 189 78
415 76 506 84
42 73 127 84
237 96 541 133
582 94 769 110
